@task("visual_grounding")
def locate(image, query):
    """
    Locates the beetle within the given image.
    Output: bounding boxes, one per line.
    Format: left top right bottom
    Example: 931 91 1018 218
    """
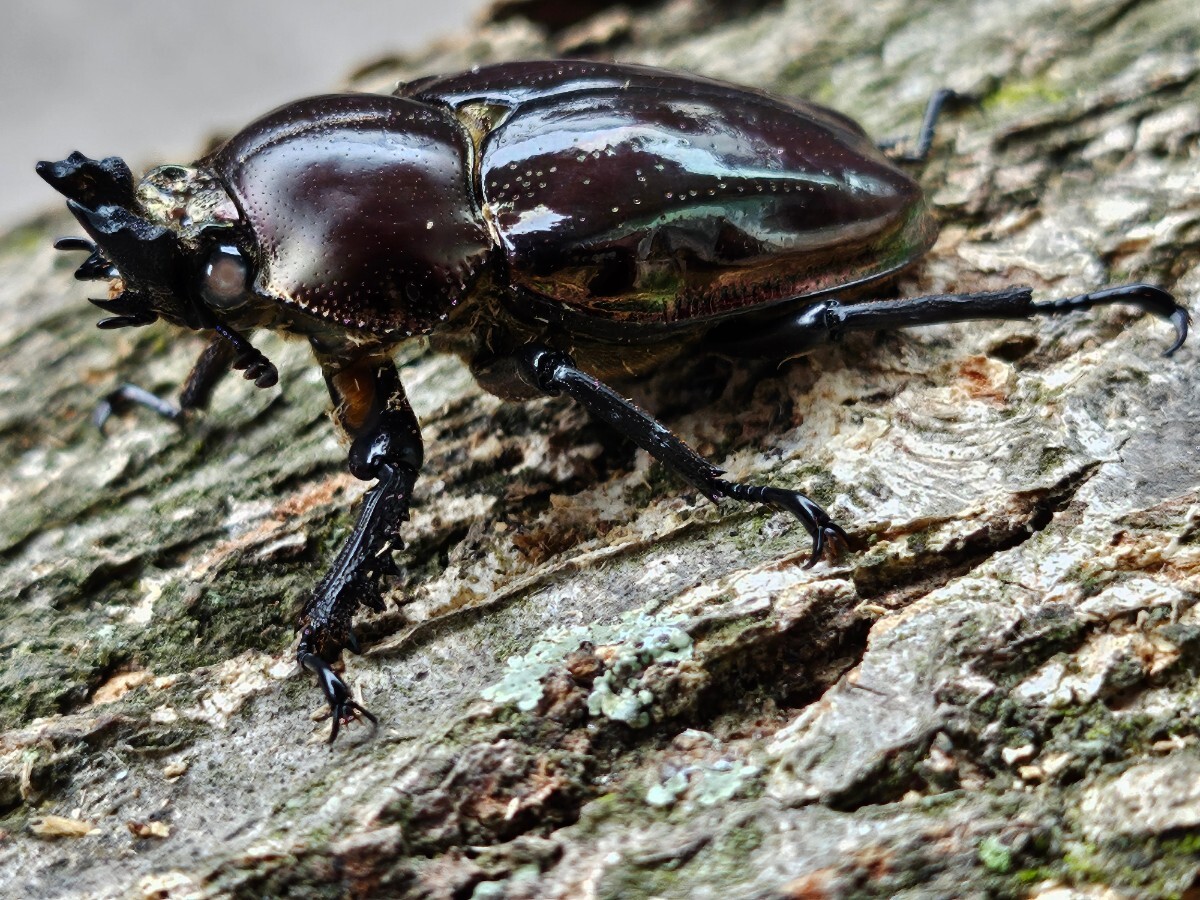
38 60 1189 741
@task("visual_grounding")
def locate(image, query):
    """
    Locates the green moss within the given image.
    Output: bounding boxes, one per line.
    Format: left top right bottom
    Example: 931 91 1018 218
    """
791 465 838 508
573 792 624 834
979 836 1014 873
982 78 1068 113
721 821 764 856
1064 562 1115 599
597 861 685 900
1013 866 1055 884
1037 445 1070 477
623 462 682 509
1160 831 1200 857
905 529 931 554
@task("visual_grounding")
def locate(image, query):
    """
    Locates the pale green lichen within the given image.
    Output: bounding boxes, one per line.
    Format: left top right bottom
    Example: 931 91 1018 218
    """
481 624 594 711
481 610 693 724
645 771 689 807
979 835 1014 873
645 761 761 809
692 761 760 807
586 620 692 727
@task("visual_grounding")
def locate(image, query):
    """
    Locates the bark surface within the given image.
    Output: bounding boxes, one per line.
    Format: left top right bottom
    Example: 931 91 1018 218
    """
2 0 1199 897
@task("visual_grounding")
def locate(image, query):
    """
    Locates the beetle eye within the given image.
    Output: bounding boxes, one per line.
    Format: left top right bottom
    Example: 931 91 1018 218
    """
201 245 250 309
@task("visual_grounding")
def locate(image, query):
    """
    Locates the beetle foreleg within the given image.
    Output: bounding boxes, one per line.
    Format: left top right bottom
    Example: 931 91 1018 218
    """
296 460 411 741
710 284 1189 359
504 345 847 567
298 356 424 741
93 333 236 432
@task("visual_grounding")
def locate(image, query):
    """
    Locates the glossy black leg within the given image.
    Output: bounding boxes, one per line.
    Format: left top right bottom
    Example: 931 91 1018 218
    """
709 284 1189 359
879 88 974 163
298 357 424 742
91 319 284 432
93 334 236 431
178 335 236 411
93 384 183 431
500 345 847 567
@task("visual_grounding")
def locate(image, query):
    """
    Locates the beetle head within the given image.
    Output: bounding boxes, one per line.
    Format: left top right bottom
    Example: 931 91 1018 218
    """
37 152 252 332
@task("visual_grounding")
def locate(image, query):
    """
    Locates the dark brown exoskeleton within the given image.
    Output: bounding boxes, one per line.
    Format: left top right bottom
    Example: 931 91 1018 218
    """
39 61 1189 740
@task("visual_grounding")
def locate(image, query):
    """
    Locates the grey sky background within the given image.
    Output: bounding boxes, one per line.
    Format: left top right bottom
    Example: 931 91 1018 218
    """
4 1 483 227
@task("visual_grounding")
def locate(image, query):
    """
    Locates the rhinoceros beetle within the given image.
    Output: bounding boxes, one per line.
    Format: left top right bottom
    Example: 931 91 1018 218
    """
38 60 1189 741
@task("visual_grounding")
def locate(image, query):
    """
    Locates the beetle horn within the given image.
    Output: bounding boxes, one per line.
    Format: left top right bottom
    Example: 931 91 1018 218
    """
65 199 184 288
36 152 136 209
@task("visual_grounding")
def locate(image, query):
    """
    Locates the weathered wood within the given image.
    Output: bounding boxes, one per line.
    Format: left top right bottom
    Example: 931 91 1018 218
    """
2 0 1198 896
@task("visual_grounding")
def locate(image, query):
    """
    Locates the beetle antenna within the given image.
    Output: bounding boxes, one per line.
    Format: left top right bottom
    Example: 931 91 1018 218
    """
53 236 94 253
213 322 279 388
54 235 120 282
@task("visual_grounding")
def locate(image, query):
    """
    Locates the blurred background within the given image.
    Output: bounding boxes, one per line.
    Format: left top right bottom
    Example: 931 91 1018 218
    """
3 0 483 226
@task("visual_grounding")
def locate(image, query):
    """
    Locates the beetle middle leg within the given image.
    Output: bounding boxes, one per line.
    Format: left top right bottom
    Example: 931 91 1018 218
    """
708 283 1189 360
298 354 424 741
475 345 848 567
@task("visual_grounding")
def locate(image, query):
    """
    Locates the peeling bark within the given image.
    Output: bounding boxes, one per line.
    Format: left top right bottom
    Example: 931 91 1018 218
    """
2 0 1199 897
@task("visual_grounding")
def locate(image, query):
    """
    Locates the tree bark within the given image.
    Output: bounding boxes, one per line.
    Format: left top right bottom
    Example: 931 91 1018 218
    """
2 0 1199 896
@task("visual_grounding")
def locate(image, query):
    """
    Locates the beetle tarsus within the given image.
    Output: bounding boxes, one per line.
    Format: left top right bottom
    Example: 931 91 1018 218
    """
93 383 183 432
715 481 849 567
1030 283 1190 355
712 283 1189 359
299 651 377 743
213 324 278 388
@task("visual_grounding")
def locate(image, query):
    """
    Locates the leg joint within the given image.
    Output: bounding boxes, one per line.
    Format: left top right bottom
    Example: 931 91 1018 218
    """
348 429 422 481
514 344 576 395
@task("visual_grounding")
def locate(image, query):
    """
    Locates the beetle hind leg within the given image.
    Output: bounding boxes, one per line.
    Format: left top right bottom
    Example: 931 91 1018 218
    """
878 88 974 164
709 283 1189 360
491 345 848 567
715 481 849 567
